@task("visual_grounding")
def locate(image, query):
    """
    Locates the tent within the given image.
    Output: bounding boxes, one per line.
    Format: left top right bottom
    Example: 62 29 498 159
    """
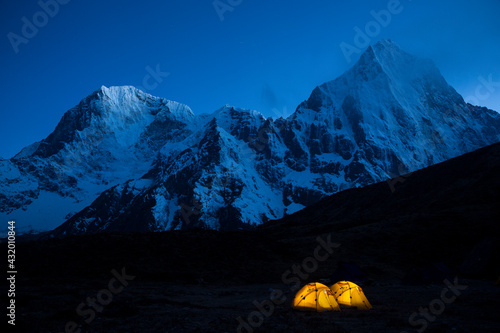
403 262 455 285
495 276 500 286
331 262 366 283
330 281 372 310
292 282 340 312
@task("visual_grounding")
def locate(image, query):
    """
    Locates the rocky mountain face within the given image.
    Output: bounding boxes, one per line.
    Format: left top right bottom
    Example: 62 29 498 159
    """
1 40 499 234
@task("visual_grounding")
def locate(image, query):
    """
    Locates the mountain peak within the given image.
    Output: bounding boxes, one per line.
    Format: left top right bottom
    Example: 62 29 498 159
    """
336 40 450 107
373 39 399 50
355 40 431 74
298 39 474 152
370 40 438 77
94 85 144 102
212 105 264 117
359 39 400 59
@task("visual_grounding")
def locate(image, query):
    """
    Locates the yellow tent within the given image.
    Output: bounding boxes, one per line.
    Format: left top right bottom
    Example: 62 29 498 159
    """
292 282 340 312
330 281 372 310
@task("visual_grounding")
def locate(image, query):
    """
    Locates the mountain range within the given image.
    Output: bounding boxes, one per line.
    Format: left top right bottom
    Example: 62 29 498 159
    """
1 40 499 234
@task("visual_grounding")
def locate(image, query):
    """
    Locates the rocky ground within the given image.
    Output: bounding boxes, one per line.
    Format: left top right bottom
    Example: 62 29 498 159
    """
12 278 500 333
4 227 500 333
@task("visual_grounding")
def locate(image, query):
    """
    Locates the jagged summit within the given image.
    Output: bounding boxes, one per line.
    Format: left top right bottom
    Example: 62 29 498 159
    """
338 40 444 90
97 85 147 105
208 105 267 140
363 39 426 64
370 39 407 57
301 40 462 121
210 105 262 119
90 85 195 120
31 85 196 159
98 84 140 95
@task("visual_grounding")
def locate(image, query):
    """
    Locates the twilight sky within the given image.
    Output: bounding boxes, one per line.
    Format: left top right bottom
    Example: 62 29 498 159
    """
1 0 499 158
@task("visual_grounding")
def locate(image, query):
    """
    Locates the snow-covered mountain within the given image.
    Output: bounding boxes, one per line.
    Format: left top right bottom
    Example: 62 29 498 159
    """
0 86 194 232
2 40 499 234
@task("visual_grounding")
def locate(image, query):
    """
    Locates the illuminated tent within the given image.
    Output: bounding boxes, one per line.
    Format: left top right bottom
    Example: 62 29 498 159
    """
330 281 372 310
292 282 340 312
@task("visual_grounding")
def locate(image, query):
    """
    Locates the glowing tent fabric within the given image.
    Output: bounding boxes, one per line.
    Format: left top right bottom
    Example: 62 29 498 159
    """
330 281 372 310
292 282 340 312
293 281 372 312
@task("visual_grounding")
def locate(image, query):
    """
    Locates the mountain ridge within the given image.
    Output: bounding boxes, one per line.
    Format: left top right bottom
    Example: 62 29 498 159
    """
1 40 499 234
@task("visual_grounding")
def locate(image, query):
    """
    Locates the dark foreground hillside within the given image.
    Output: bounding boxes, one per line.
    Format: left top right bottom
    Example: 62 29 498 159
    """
2 143 500 333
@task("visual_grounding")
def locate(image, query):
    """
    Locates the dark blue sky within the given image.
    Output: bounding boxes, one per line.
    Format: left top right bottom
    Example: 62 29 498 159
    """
1 0 499 158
